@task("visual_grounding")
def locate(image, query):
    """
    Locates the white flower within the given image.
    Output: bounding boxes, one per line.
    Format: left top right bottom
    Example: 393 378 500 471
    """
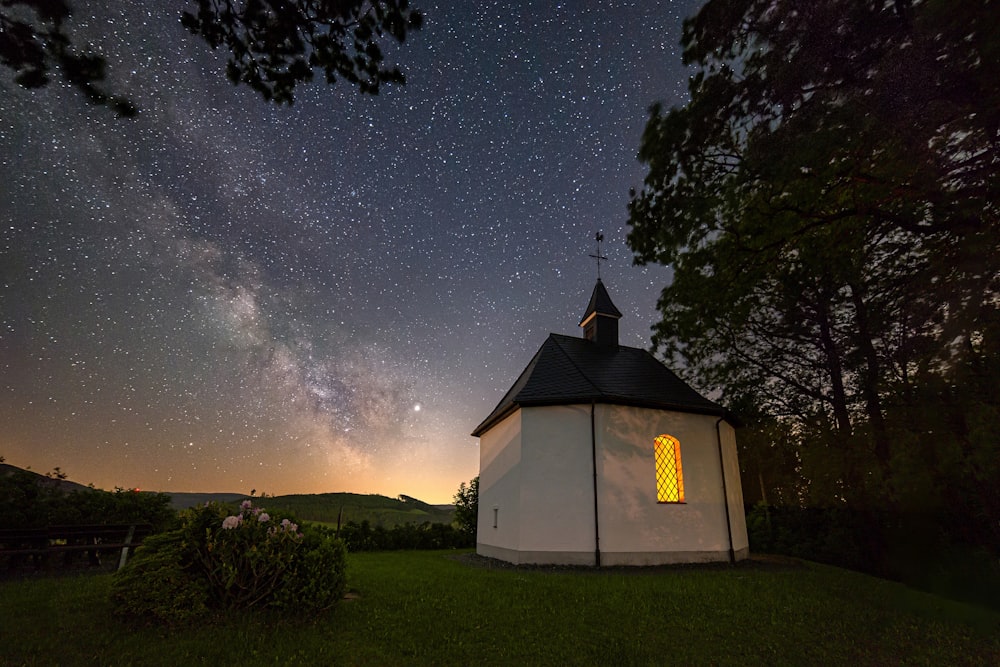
258 512 270 523
222 515 242 530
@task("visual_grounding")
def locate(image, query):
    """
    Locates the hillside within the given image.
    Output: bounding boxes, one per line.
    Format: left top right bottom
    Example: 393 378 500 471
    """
0 463 92 494
164 490 455 528
253 492 455 528
163 492 248 510
1 464 454 528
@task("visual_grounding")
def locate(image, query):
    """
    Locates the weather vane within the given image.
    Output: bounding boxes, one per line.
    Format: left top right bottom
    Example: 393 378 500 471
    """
589 231 607 280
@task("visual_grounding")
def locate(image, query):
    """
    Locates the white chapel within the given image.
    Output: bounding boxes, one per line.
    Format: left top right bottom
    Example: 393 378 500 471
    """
472 278 749 566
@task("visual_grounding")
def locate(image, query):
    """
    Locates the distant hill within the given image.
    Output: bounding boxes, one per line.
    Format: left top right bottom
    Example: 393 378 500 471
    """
1 464 454 528
0 463 92 494
163 492 248 510
164 490 455 528
256 492 455 529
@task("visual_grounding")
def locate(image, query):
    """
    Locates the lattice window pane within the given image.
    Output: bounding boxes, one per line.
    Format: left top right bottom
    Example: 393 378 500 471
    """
654 434 685 503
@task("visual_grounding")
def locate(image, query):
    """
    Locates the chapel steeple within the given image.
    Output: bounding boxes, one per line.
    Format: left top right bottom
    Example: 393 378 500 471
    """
579 279 622 347
579 232 622 347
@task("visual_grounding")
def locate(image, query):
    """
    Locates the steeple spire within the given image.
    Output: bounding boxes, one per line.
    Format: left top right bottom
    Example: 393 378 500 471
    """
579 278 622 348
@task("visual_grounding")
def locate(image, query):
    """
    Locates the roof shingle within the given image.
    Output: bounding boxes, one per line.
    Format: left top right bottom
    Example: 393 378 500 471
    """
471 333 733 436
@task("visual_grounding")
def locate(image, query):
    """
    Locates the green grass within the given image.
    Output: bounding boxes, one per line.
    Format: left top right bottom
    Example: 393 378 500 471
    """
2 551 998 666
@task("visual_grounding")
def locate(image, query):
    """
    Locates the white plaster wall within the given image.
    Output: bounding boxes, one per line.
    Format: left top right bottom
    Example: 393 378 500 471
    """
477 402 748 565
719 420 749 554
517 405 596 557
477 410 522 555
595 405 745 561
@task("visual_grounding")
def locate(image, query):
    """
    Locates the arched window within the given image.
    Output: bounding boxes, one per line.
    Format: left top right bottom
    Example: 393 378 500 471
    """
654 434 685 503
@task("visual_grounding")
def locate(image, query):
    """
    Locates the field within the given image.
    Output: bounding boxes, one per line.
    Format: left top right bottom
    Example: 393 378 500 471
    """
1 550 998 666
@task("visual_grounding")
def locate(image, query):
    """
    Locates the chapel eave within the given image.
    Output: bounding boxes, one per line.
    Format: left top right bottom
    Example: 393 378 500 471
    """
472 397 738 438
471 332 741 438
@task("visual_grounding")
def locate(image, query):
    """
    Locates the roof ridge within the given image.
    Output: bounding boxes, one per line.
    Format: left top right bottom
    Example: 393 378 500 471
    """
549 335 604 398
472 337 549 428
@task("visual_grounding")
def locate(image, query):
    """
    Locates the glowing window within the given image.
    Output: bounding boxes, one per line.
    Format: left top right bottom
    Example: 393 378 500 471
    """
654 434 685 503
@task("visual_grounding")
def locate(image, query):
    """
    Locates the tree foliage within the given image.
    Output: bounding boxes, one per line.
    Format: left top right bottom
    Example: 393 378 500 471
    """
180 0 423 104
1 0 423 115
0 465 176 530
627 0 999 552
0 0 136 115
453 475 478 540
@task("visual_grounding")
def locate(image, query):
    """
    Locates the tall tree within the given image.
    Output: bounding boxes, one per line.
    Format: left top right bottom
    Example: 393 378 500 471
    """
1 0 423 115
627 0 999 516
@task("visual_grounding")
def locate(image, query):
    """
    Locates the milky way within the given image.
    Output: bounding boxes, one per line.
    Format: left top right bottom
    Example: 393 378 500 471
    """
1 1 697 502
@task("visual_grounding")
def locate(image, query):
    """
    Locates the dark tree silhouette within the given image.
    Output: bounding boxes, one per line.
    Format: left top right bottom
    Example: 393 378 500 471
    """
1 0 423 115
181 0 423 104
627 0 1000 582
1 0 136 115
628 0 998 500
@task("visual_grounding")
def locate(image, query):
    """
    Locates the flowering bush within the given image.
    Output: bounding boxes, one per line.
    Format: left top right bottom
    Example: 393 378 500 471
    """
197 499 307 608
112 499 346 625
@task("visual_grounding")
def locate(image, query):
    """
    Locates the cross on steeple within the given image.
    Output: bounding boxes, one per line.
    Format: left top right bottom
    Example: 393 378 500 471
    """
589 232 607 280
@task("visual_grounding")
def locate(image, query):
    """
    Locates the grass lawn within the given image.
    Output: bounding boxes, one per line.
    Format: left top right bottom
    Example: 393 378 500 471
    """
1 550 998 666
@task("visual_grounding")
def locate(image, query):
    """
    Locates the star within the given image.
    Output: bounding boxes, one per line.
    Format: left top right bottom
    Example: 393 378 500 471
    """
1 0 696 502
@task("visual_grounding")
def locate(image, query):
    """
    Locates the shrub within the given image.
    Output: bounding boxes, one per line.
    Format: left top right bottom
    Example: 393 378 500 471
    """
112 500 347 624
746 503 1000 610
272 527 347 613
195 500 305 608
110 531 210 626
338 519 470 551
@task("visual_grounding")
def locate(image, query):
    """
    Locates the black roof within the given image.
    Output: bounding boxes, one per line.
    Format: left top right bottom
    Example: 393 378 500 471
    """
471 333 735 436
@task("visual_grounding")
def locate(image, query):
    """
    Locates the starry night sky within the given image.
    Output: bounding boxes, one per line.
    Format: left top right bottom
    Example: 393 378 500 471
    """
2 1 698 502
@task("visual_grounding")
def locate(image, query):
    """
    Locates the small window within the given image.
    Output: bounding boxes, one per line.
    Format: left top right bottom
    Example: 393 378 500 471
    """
654 434 685 503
